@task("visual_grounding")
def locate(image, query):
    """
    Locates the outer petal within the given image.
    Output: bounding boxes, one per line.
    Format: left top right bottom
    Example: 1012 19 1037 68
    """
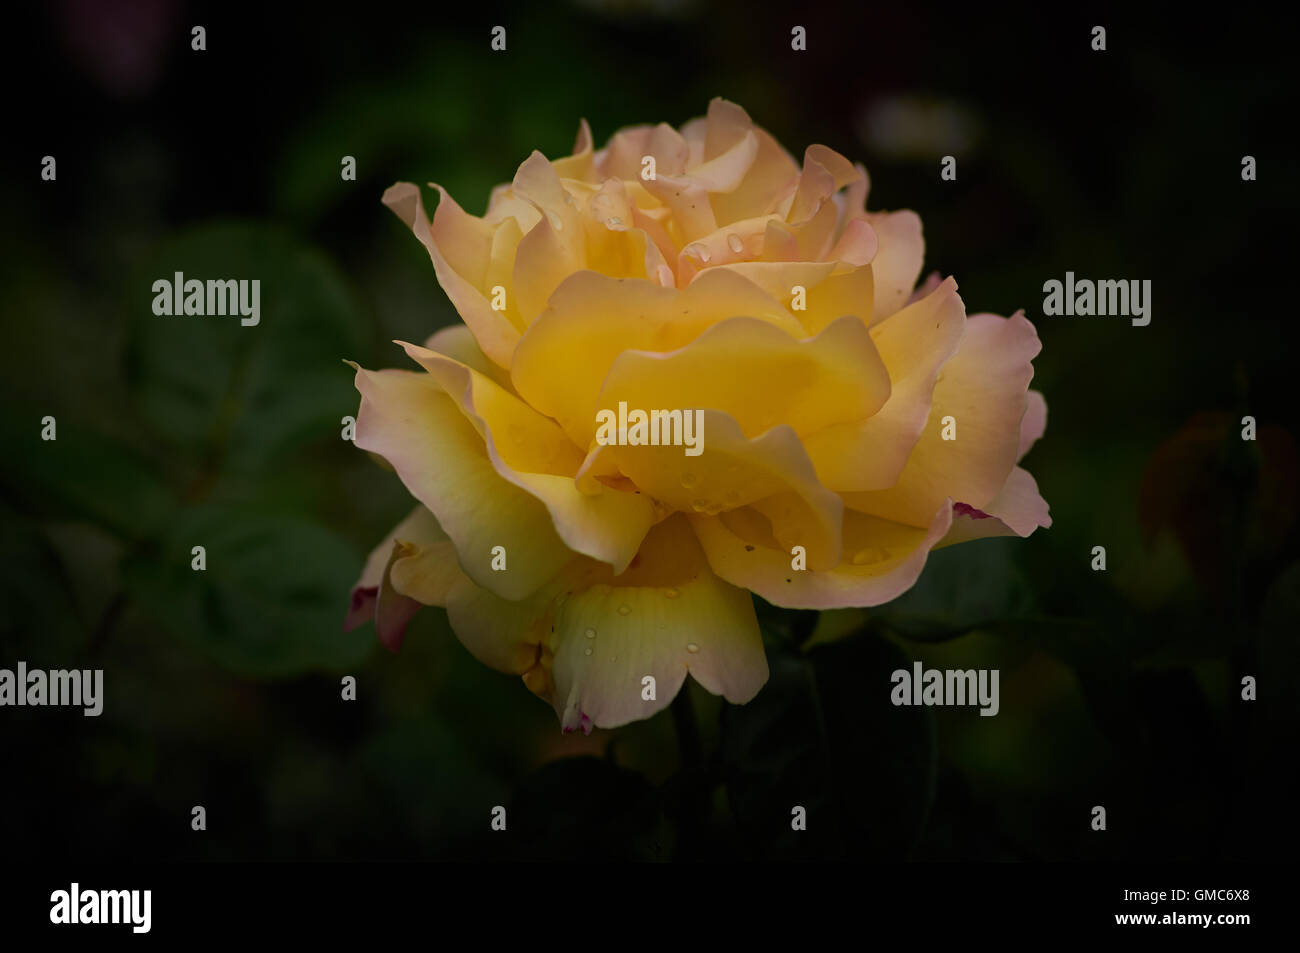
1019 390 1047 460
864 209 925 321
941 467 1051 546
844 311 1043 526
344 505 447 635
691 500 953 609
397 342 657 574
594 314 890 439
351 365 574 599
544 514 766 732
802 277 966 491
383 182 521 367
511 269 803 446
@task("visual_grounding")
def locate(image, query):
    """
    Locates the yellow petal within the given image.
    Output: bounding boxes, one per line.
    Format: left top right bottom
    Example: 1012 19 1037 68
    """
382 183 520 367
551 118 595 181
511 269 803 447
579 409 843 571
594 314 889 439
802 277 966 491
691 500 953 609
351 364 572 599
397 342 657 574
543 514 766 732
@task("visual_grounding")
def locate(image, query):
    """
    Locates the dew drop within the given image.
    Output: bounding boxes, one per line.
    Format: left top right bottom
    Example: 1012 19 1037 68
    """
606 216 624 227
686 242 711 263
686 642 700 654
680 471 700 489
584 647 593 656
662 587 680 599
564 193 576 206
691 498 711 512
584 627 596 639
617 604 632 616
727 233 744 254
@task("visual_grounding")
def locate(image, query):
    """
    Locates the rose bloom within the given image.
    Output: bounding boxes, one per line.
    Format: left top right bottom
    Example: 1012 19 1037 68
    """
345 99 1049 733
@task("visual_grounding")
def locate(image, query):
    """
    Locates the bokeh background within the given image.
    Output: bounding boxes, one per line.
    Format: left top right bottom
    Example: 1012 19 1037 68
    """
2 0 1296 861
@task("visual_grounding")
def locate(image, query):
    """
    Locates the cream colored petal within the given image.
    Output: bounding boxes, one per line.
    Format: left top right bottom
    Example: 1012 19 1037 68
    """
844 311 1042 526
382 182 521 367
397 342 657 574
544 515 766 732
422 324 515 393
864 209 925 321
351 364 572 599
691 501 953 609
802 277 966 491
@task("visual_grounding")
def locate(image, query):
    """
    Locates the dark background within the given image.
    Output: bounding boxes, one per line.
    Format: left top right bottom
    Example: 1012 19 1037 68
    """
1 0 1296 861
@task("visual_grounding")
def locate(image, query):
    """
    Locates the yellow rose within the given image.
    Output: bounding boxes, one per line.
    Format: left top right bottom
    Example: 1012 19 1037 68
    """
345 98 1050 734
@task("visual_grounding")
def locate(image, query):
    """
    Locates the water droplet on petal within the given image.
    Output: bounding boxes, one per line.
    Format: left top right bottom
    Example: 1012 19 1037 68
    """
564 193 576 206
617 604 632 616
686 642 700 654
691 498 710 512
662 587 680 599
727 233 743 254
584 627 597 639
606 216 623 227
680 471 699 489
686 242 711 263
584 646 593 656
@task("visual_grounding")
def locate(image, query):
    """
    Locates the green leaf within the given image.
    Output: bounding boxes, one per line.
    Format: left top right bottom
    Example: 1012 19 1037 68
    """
122 503 373 677
721 631 937 859
127 223 366 477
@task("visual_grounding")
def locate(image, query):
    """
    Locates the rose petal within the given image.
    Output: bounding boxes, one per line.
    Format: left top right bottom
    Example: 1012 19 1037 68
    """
844 310 1042 526
802 277 966 491
594 314 890 439
691 500 953 609
382 182 521 367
